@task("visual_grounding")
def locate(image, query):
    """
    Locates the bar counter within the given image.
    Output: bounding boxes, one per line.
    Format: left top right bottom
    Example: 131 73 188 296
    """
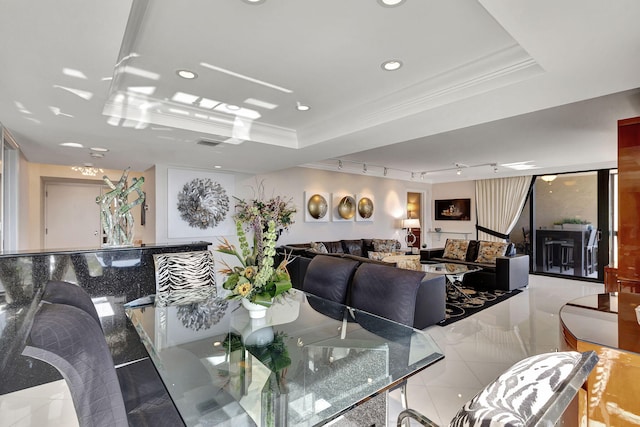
0 241 210 394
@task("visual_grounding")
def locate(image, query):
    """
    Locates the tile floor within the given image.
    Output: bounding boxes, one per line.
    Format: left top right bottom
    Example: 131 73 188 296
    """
0 274 603 426
387 274 603 426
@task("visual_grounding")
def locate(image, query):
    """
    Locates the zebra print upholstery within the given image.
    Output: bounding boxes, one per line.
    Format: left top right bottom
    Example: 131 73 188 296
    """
449 351 595 427
153 251 216 307
397 350 598 427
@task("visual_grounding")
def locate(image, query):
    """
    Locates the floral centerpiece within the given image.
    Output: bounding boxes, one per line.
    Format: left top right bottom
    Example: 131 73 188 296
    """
217 186 296 307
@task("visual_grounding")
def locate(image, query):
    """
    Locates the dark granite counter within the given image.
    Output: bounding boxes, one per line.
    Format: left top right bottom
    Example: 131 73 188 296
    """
0 241 211 394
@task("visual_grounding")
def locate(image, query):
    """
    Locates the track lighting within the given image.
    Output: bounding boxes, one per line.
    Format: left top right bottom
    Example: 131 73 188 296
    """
363 163 367 174
338 160 343 170
411 172 415 180
383 167 388 176
456 167 462 175
420 172 425 180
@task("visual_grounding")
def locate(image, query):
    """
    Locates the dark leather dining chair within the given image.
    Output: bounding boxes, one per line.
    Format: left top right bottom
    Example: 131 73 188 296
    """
302 254 360 304
42 280 101 325
397 350 598 427
22 303 184 427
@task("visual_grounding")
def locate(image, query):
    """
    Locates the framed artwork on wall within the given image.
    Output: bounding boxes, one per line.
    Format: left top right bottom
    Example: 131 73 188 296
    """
304 191 330 222
434 198 471 221
333 194 356 221
167 168 235 238
355 194 374 222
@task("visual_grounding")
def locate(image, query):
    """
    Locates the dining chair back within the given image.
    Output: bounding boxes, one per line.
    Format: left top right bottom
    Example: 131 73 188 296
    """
303 254 359 305
42 280 101 325
397 350 599 427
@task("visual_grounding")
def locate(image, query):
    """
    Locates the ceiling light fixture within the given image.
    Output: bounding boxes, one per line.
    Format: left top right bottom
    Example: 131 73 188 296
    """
226 104 240 111
60 142 84 148
90 147 109 152
541 175 557 183
377 0 406 7
411 172 415 180
176 69 197 79
384 167 388 176
381 60 403 71
296 102 311 111
363 163 367 174
90 152 104 158
420 172 425 180
71 165 104 177
242 0 266 4
338 160 343 170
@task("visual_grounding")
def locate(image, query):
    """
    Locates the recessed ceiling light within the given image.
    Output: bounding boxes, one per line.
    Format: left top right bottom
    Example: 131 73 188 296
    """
176 69 197 79
296 102 311 111
60 142 83 148
226 104 240 111
90 152 104 158
90 147 109 152
381 60 403 71
242 0 265 4
377 0 406 7
214 165 222 169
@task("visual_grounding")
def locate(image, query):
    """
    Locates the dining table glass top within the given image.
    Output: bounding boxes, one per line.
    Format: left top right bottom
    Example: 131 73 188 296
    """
125 289 444 426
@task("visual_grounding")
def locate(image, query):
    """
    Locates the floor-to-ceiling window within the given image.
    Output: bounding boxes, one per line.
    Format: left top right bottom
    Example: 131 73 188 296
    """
513 170 612 281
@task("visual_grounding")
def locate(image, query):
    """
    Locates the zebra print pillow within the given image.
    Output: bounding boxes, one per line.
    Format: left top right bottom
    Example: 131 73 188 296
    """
449 351 582 427
154 251 216 307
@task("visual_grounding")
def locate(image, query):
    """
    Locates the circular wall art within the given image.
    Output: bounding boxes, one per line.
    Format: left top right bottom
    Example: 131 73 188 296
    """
177 178 229 229
338 195 356 219
307 194 328 219
358 197 374 219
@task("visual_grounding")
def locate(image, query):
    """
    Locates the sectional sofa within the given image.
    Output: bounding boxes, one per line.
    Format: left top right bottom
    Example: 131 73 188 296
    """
277 238 405 289
420 239 529 291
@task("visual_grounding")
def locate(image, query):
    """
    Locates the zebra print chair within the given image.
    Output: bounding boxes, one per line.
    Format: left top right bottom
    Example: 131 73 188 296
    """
153 250 216 307
397 350 598 427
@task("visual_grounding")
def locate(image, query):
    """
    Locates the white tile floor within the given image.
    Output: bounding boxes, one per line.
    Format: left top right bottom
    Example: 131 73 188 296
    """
0 275 603 427
387 274 603 426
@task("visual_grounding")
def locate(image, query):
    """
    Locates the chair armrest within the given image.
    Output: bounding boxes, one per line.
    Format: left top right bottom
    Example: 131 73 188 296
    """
420 248 444 262
397 409 439 427
495 254 530 291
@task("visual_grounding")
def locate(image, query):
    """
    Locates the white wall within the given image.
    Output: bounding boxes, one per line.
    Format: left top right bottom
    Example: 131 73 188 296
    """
153 165 431 249
429 180 477 247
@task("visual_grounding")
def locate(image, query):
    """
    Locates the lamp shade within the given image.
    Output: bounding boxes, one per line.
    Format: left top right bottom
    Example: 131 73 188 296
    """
402 218 420 229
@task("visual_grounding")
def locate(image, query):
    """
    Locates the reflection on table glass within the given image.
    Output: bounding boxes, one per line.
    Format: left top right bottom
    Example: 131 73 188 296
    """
126 289 443 426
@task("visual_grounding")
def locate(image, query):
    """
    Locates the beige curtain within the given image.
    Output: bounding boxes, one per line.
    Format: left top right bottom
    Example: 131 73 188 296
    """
476 176 531 242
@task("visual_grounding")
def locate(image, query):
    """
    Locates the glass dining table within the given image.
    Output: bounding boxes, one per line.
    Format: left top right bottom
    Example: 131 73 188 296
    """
125 289 444 426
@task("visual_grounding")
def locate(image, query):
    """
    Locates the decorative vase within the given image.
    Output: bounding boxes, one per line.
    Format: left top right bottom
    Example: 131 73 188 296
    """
242 298 269 319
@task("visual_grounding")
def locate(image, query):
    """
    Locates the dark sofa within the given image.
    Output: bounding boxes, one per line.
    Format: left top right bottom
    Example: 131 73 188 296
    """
421 240 529 291
277 238 402 290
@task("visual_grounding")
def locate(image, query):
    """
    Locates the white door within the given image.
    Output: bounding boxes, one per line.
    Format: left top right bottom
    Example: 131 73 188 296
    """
44 182 103 249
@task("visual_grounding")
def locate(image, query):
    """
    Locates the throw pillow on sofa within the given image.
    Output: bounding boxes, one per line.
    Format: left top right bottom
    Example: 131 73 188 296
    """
368 251 397 261
475 241 509 263
443 239 469 261
310 242 328 253
372 238 398 252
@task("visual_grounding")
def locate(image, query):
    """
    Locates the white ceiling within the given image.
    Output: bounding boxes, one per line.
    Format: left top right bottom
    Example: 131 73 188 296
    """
1 0 639 183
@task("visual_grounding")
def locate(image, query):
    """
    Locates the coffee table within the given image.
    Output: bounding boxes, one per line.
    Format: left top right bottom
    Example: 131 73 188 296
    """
422 262 482 305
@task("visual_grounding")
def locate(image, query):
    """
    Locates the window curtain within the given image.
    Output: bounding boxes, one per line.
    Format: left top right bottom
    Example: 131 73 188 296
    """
476 176 531 242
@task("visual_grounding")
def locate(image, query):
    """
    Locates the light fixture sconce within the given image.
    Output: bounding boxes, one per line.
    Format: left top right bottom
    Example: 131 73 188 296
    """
401 218 421 246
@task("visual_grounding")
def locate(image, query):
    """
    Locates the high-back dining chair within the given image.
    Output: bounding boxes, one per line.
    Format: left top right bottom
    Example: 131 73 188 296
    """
584 229 598 276
397 350 598 427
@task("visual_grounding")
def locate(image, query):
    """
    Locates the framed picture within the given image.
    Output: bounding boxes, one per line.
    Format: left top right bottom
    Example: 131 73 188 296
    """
434 198 471 221
355 194 374 222
333 194 356 221
168 168 235 238
305 191 330 222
